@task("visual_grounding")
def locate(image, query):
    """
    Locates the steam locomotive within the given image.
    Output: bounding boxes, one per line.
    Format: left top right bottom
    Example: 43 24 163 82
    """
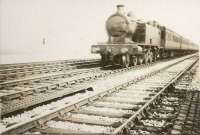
91 5 198 67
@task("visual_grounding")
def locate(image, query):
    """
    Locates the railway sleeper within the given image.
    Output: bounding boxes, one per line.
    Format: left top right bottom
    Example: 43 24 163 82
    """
38 127 103 135
91 101 139 110
73 108 133 118
56 113 123 127
101 97 146 105
1 86 91 115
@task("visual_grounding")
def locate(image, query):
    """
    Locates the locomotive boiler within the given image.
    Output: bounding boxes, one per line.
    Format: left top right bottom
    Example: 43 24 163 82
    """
91 5 198 67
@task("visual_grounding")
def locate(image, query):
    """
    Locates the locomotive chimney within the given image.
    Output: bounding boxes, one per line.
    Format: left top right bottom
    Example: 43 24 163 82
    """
116 5 125 14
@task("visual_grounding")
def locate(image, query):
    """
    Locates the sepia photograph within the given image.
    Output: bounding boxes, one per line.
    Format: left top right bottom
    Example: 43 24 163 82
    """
0 0 199 134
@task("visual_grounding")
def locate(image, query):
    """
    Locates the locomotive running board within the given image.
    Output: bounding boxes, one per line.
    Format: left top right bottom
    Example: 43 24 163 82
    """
94 43 139 46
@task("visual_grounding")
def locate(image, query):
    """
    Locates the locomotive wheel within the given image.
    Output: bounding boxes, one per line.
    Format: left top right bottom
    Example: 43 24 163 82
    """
137 56 143 65
149 52 153 63
152 52 157 62
143 53 148 64
100 55 106 67
122 54 130 68
131 56 137 66
100 61 106 67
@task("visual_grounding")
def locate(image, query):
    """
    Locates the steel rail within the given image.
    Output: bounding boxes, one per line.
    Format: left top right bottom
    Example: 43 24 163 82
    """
0 60 100 82
0 59 100 70
0 67 101 89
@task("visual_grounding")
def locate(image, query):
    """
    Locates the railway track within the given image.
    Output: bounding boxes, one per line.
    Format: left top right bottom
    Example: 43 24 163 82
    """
130 61 200 135
0 59 100 83
0 55 193 115
0 54 198 135
0 59 100 70
0 55 181 115
0 67 102 89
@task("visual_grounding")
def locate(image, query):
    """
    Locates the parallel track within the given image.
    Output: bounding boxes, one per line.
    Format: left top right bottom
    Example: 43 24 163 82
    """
1 56 181 115
0 54 198 135
0 59 100 70
0 59 100 83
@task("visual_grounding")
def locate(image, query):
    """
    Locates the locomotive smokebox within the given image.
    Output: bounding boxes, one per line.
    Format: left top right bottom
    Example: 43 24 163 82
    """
106 5 137 43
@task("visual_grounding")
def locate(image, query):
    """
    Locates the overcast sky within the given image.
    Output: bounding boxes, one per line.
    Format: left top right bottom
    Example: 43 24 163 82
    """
0 0 199 64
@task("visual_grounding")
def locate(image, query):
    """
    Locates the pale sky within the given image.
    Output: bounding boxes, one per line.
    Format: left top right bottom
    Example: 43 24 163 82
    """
0 0 199 64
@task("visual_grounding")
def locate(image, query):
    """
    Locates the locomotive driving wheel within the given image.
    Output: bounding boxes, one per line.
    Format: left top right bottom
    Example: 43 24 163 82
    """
137 56 143 65
122 54 130 68
149 51 153 63
131 56 137 66
144 53 149 64
100 55 107 67
153 52 157 62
